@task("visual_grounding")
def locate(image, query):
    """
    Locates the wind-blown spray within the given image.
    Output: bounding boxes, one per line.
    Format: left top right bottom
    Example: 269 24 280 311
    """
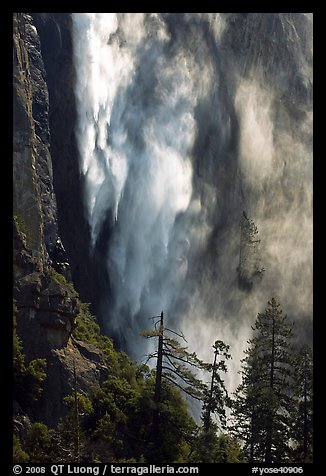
72 13 313 395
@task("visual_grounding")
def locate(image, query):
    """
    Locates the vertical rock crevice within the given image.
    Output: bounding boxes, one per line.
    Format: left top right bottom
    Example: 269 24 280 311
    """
13 13 107 427
31 12 111 324
13 13 47 263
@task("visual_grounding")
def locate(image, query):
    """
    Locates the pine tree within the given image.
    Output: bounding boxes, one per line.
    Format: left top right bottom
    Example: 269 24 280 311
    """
57 389 93 462
24 423 52 463
189 424 247 463
238 211 265 290
189 341 232 462
231 298 295 463
141 311 208 457
202 340 231 432
290 345 313 462
231 344 262 462
141 312 209 404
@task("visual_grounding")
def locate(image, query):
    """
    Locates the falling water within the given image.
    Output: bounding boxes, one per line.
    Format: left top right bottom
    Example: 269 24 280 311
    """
72 13 313 394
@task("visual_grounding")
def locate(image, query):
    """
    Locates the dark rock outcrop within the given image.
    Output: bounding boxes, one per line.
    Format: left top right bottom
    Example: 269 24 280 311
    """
13 13 108 428
13 13 47 263
13 13 71 275
39 339 108 426
13 218 108 427
30 13 112 326
13 401 32 440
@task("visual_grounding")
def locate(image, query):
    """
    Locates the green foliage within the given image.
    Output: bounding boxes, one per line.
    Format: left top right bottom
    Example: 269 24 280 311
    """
143 318 210 401
13 434 29 463
13 302 47 408
215 434 247 463
14 424 53 464
13 213 30 242
25 359 47 401
73 303 101 343
64 393 94 417
74 303 143 388
55 311 157 462
190 425 247 463
73 303 119 365
202 340 231 431
238 211 265 289
231 298 295 463
13 271 312 465
143 379 197 463
13 303 25 378
290 345 313 463
56 361 197 463
141 315 231 462
56 392 95 462
24 423 52 463
49 267 78 297
84 372 146 462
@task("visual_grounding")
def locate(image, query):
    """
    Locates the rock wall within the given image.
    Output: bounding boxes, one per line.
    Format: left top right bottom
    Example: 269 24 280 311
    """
30 13 111 325
13 13 107 427
13 13 48 263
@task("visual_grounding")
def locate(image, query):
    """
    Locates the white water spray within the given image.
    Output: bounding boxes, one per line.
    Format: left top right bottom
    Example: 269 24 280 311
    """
72 13 313 396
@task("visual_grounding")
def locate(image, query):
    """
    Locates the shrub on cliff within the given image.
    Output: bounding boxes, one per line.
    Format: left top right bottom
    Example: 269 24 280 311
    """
13 301 47 409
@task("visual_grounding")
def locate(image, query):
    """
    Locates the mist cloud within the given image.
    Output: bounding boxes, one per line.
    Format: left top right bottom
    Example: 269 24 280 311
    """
72 13 313 395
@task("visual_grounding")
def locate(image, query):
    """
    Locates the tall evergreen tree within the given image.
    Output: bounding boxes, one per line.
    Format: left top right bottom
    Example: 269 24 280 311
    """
231 344 262 462
142 313 234 462
202 340 231 432
141 312 209 404
238 211 265 290
141 311 208 458
231 298 295 463
189 424 247 463
191 341 235 463
290 345 313 462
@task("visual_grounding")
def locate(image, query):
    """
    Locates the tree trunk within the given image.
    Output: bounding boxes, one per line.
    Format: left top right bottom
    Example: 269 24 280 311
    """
153 311 164 431
73 360 80 463
204 347 218 432
265 315 275 463
303 356 308 461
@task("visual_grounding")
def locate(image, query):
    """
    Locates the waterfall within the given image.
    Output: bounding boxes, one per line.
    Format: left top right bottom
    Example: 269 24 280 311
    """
72 13 313 393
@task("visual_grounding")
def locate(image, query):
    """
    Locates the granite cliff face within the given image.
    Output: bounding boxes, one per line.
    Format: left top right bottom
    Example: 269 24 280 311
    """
13 13 107 428
30 13 111 324
13 13 49 264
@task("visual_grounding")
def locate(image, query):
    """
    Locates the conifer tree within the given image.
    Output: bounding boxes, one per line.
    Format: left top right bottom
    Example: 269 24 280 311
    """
141 311 208 453
231 298 294 463
291 345 313 462
238 211 265 290
142 312 234 462
190 341 234 463
141 312 209 405
202 340 231 432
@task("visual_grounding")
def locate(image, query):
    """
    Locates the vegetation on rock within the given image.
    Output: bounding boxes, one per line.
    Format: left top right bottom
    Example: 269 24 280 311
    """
13 301 47 410
13 289 312 463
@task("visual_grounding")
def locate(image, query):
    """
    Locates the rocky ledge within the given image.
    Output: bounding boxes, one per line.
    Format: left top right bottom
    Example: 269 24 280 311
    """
13 220 108 426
